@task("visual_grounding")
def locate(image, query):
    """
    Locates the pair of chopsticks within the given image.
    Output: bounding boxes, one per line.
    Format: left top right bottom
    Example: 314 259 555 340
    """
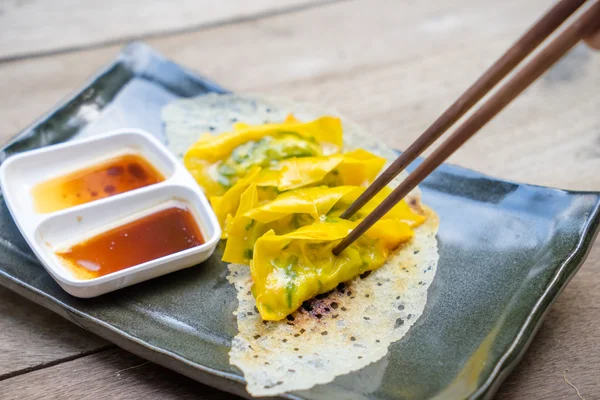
333 0 600 255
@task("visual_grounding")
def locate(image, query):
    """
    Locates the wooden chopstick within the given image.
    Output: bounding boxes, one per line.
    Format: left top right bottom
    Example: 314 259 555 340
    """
333 0 600 256
339 0 587 220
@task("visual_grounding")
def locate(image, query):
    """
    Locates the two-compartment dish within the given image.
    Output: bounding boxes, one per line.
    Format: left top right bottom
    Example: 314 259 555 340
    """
0 129 220 297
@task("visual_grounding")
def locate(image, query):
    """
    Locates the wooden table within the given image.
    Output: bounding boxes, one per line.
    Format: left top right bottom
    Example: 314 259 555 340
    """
1 0 599 398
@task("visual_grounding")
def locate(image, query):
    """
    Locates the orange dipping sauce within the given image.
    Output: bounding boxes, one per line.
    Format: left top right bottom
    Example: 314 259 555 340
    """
32 153 165 213
56 206 204 279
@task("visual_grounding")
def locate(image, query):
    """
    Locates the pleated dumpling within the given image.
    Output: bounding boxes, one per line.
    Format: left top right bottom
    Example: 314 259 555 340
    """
250 217 415 321
184 115 343 197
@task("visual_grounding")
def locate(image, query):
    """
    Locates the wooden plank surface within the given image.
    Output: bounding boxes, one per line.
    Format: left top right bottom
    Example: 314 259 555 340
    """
5 0 600 190
0 0 330 61
0 287 109 377
1 0 599 398
0 348 240 400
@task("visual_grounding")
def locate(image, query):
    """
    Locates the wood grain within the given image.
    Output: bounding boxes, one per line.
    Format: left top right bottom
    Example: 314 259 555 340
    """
0 0 599 398
0 286 109 377
0 0 330 61
5 0 600 190
0 348 241 400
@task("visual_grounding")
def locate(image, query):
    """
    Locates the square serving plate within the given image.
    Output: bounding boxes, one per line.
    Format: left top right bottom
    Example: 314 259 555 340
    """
0 129 221 298
0 43 599 399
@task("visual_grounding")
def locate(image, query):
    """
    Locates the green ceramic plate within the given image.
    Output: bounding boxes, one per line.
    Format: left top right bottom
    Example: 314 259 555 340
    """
1 43 599 399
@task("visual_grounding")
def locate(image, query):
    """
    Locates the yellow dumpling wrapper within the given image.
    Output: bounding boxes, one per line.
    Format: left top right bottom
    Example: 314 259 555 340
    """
246 186 358 223
223 186 358 261
222 184 266 265
251 218 414 321
184 116 343 197
213 149 385 234
186 115 342 162
364 218 415 249
210 167 261 238
338 186 426 227
255 149 386 192
329 149 387 187
258 156 344 191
